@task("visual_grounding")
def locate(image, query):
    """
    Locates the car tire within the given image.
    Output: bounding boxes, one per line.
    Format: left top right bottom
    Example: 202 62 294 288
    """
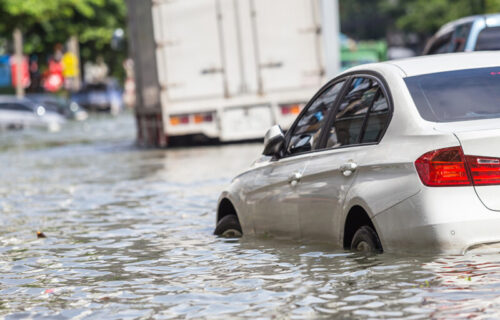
351 226 382 253
214 215 242 238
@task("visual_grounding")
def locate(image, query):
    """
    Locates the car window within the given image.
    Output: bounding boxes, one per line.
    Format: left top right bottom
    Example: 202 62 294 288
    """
452 23 472 52
325 77 379 149
287 81 345 155
405 67 500 122
360 90 390 143
475 27 500 51
0 103 32 112
427 32 453 55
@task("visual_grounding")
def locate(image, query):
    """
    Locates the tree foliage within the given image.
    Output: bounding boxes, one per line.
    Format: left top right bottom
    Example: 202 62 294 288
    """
340 0 500 39
0 0 127 79
380 0 500 35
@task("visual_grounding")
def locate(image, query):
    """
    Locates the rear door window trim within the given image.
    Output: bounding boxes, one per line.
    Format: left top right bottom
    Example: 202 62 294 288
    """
315 72 393 152
279 71 393 160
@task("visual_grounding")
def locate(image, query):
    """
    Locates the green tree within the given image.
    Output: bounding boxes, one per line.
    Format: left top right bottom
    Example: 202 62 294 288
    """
381 0 500 35
0 0 127 81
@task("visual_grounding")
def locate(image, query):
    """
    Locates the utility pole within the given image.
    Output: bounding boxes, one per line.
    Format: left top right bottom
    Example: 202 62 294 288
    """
13 28 24 98
67 35 82 91
320 0 341 79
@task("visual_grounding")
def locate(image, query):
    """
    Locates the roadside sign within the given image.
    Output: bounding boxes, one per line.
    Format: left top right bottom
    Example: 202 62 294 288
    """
0 55 10 87
62 52 79 78
10 55 30 88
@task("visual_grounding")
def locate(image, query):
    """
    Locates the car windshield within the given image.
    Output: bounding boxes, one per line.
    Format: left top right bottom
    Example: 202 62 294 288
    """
405 67 500 122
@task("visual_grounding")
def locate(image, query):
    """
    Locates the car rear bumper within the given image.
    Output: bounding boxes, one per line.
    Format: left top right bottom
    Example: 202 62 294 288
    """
373 186 500 254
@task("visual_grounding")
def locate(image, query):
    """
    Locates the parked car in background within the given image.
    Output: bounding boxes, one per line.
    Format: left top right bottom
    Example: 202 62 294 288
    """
214 51 500 255
71 80 123 114
0 95 65 131
423 14 500 55
26 93 88 121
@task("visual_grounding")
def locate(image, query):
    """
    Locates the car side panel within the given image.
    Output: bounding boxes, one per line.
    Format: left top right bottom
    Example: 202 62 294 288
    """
246 154 310 239
296 146 365 244
340 131 463 248
218 168 259 235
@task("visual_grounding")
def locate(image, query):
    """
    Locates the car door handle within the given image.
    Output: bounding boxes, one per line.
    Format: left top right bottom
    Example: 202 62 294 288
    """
340 162 357 177
288 172 302 186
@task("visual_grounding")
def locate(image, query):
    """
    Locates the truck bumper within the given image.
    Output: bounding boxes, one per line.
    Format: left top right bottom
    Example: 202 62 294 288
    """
166 104 275 142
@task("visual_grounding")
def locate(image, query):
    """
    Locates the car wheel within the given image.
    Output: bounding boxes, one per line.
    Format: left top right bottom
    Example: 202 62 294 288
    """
214 215 242 238
351 226 382 253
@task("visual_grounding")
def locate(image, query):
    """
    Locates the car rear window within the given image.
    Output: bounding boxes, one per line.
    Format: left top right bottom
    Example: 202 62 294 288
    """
475 27 500 51
405 67 500 122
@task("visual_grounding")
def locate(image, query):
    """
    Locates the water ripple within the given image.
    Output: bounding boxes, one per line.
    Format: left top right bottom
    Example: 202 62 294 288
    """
2 114 500 319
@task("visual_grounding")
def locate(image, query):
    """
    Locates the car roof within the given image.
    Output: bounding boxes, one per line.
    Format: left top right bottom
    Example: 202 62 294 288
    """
0 95 37 105
344 51 500 78
386 51 500 77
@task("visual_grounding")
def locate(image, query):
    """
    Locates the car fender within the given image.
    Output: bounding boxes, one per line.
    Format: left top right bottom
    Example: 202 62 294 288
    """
216 170 257 235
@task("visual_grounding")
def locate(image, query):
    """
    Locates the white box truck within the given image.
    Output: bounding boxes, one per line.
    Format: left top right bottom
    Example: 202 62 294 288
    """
127 0 339 146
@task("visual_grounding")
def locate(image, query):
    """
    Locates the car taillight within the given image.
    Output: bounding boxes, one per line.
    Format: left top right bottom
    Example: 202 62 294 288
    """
415 147 471 186
465 155 500 185
415 146 500 187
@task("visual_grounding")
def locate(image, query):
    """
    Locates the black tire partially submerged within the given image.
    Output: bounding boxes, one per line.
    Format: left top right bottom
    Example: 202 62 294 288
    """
351 225 383 253
214 215 242 238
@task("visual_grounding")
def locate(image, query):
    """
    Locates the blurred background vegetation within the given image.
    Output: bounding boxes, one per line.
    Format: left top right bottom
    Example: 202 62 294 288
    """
340 0 500 51
0 0 127 81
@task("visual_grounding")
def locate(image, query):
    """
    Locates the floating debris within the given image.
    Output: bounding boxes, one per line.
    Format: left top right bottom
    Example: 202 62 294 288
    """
43 288 55 294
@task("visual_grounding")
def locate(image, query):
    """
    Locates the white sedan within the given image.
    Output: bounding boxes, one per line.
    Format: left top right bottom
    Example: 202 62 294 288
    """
214 51 500 255
0 96 65 131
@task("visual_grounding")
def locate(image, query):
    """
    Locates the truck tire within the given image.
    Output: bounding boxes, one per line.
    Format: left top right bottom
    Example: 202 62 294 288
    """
214 215 242 238
351 226 382 253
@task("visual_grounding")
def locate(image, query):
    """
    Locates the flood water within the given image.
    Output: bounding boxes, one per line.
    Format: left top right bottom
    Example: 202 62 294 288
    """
2 113 500 319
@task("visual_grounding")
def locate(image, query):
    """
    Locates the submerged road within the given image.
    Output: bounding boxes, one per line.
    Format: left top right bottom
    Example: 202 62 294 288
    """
1 113 500 319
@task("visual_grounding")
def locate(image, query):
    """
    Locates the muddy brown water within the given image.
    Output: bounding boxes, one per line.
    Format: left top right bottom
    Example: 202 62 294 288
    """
2 113 500 319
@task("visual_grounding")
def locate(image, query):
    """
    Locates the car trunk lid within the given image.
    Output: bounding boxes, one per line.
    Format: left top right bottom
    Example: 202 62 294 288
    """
455 128 500 211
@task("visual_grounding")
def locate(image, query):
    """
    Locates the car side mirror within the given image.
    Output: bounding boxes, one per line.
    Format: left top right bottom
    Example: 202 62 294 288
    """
262 125 285 157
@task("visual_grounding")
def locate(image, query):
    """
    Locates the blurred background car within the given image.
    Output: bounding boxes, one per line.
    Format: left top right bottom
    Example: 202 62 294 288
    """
71 80 123 115
0 95 65 131
26 93 88 121
423 13 500 54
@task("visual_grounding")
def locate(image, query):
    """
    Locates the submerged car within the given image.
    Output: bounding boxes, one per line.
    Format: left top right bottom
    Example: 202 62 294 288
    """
215 51 500 255
0 95 65 131
27 93 88 121
71 81 123 114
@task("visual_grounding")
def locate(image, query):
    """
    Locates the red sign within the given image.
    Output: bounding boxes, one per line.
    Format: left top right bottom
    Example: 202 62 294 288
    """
43 59 64 92
10 56 30 88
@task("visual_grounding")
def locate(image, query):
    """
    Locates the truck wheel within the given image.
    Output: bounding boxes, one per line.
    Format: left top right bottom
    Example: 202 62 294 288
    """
214 215 242 238
351 226 382 253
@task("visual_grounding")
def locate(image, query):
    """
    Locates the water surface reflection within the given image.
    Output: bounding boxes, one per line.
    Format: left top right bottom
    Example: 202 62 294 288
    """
2 114 500 319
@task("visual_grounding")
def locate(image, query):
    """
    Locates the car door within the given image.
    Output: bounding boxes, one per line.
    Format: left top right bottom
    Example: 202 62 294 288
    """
248 80 346 238
296 76 392 244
